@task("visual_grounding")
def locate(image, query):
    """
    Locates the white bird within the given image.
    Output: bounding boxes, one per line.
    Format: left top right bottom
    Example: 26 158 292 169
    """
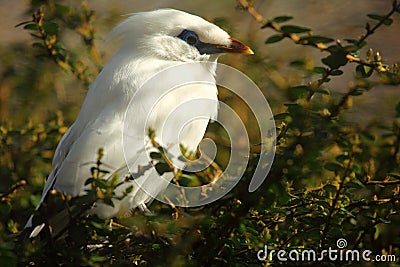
21 8 253 240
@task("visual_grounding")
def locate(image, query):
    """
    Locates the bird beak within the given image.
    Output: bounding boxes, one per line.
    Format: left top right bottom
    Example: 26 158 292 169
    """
195 38 254 55
223 38 254 55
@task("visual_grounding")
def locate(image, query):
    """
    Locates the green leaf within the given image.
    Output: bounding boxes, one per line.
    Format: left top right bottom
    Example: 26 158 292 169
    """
152 244 161 249
43 22 59 35
324 184 338 193
99 169 110 174
155 162 171 175
356 65 373 78
349 88 365 96
149 152 162 160
102 198 114 207
352 163 362 174
367 14 393 26
330 69 343 76
23 24 38 31
377 217 391 224
367 14 384 20
285 103 303 115
273 112 291 120
29 33 42 39
321 52 348 69
315 87 331 95
55 4 70 13
287 85 309 100
281 25 311 34
265 34 284 44
336 154 349 162
84 178 95 186
272 16 293 23
320 77 331 83
313 67 327 74
290 60 305 67
388 173 400 180
94 179 109 189
180 174 202 187
124 186 134 194
32 42 46 49
324 162 344 172
300 36 334 44
344 45 360 53
89 255 108 263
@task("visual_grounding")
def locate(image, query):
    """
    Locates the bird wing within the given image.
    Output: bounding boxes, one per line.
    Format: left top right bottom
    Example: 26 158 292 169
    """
22 57 219 239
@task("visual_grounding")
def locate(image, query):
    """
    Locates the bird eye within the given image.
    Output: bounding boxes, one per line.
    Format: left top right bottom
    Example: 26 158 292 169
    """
177 30 199 46
186 35 198 45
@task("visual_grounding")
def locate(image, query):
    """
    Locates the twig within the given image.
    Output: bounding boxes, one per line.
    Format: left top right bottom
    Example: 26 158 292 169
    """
319 155 354 249
363 180 400 186
237 0 267 24
237 0 330 50
0 180 26 201
346 197 400 210
358 0 400 45
329 87 355 119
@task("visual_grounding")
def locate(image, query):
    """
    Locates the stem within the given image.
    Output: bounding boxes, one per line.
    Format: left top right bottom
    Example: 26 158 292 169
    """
237 0 328 51
346 197 400 211
0 180 26 201
329 87 356 119
358 0 400 45
364 179 400 186
319 156 353 249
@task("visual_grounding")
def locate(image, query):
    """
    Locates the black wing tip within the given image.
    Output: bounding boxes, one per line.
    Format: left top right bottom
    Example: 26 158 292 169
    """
17 223 47 243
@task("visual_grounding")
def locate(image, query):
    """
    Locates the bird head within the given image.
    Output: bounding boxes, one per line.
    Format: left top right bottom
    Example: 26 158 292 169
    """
109 9 253 62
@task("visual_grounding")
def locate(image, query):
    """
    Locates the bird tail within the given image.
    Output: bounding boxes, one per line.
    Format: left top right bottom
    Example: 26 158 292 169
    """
18 190 96 242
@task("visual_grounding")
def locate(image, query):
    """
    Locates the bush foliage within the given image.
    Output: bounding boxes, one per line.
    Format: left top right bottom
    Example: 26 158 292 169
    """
1 0 400 266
